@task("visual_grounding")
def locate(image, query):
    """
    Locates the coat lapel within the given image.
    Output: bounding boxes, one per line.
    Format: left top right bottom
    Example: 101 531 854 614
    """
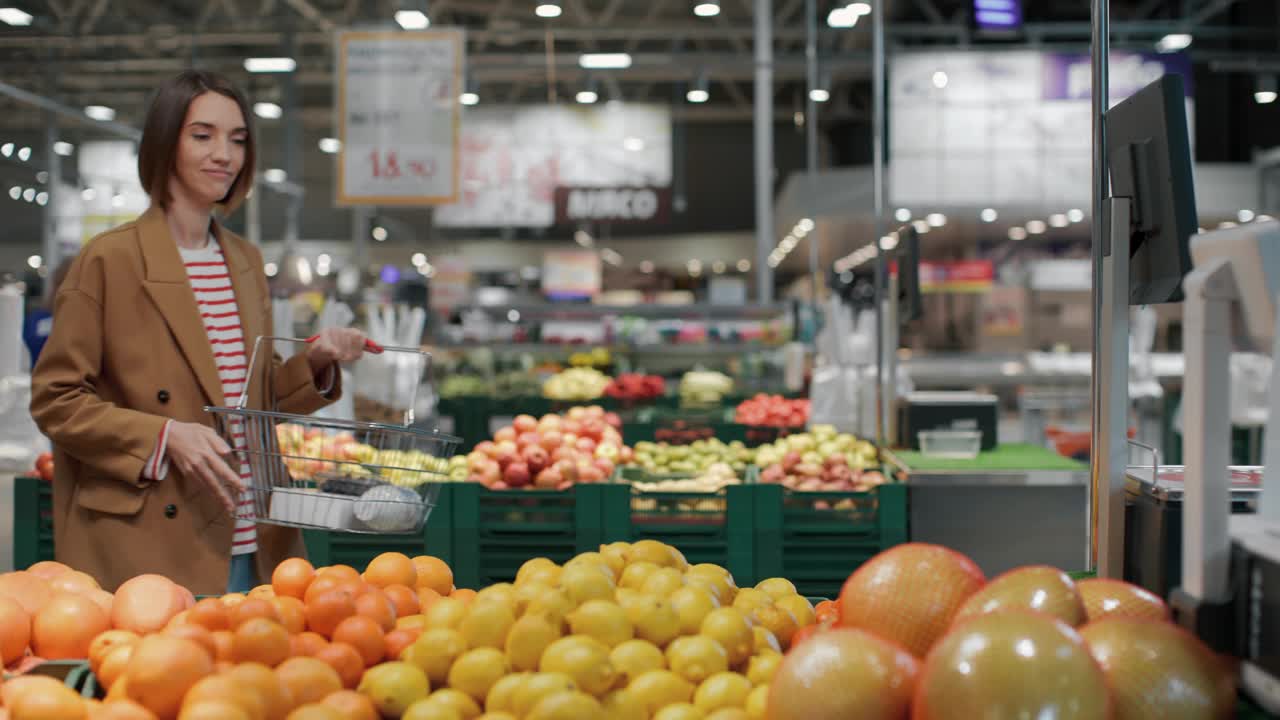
137 206 227 407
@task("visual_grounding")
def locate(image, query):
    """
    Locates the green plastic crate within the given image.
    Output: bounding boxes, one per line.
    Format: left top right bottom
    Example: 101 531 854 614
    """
13 477 55 570
436 396 493 453
301 530 426 571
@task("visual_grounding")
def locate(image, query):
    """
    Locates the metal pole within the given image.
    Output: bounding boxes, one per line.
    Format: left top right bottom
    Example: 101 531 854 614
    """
0 81 140 140
43 116 59 271
872 0 886 448
282 32 301 249
754 0 775 304
352 206 371 268
1088 0 1111 573
805 0 819 305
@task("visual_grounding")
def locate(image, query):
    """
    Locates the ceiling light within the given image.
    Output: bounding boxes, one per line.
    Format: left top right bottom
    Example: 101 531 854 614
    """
894 208 911 222
460 92 479 105
1156 33 1192 53
411 252 427 267
372 226 388 241
84 105 115 121
8 186 20 200
737 259 751 272
110 193 124 207
16 146 30 161
1218 221 1237 229
623 137 645 152
0 143 11 157
1256 74 1277 105
316 263 331 277
1238 209 1256 223
420 263 435 277
792 225 808 238
639 260 655 273
1008 226 1028 241
253 102 282 119
912 220 930 234
22 188 35 202
394 9 429 29
711 260 727 274
1067 208 1085 223
263 168 287 183
767 255 781 268
686 88 709 103
35 191 47 206
798 218 815 232
827 5 858 27
687 259 703 276
932 71 949 89
319 137 342 153
849 2 872 15
926 212 946 227
601 248 623 266
264 262 278 277
781 236 797 251
1049 213 1069 228
53 141 74 156
580 53 632 69
505 309 520 323
1257 214 1275 222
535 2 562 17
879 233 899 250
694 0 720 17
575 229 594 247
81 187 95 201
0 8 33 25
980 208 998 222
27 255 42 269
1026 219 1047 234
576 90 599 104
809 88 830 102
244 57 296 73
1255 91 1277 105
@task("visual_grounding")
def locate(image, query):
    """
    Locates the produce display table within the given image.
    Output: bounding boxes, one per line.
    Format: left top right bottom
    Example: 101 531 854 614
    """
886 444 1090 577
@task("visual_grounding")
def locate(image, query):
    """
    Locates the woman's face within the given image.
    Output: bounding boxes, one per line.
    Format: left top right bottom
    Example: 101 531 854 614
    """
170 91 248 207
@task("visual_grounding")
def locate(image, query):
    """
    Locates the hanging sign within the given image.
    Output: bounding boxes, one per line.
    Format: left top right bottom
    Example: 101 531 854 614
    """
920 260 995 293
553 186 672 225
542 250 602 300
335 30 462 206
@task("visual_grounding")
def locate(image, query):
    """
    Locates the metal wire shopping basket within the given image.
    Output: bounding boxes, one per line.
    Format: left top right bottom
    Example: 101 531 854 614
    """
206 336 460 534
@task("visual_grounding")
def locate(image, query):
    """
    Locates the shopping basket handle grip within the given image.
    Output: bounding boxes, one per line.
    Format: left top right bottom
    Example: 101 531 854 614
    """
305 334 385 355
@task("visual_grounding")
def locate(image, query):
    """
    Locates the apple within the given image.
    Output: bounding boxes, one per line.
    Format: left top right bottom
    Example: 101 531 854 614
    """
551 446 577 464
595 443 620 461
522 445 550 474
517 432 540 450
760 466 785 484
513 414 538 433
535 466 563 489
476 441 498 459
564 420 583 436
477 462 501 486
466 451 488 468
539 431 564 452
579 466 606 484
581 420 605 442
781 475 800 489
539 414 563 430
562 433 580 447
604 412 622 430
593 457 616 478
782 451 802 472
555 459 579 483
825 454 848 468
575 437 598 454
798 478 824 491
557 481 574 491
490 480 510 490
619 447 635 464
494 427 517 443
503 461 532 488
567 407 587 421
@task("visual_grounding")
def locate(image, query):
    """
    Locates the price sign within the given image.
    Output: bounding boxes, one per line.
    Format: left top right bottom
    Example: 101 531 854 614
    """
336 30 462 205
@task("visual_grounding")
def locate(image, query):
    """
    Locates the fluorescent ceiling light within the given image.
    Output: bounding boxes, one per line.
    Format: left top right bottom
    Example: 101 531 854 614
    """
912 220 930 234
848 2 872 15
35 191 47 206
1156 33 1191 53
81 187 95 201
737 259 751 272
460 92 479 105
579 53 632 69
264 262 278 277
0 143 10 157
1026 219 1047 234
686 88 709 103
623 137 645 152
894 208 911 222
879 233 899 250
1067 208 1085 223
575 90 599 104
1008 226 1028 241
84 105 115 121
639 260 655 273
263 168 287 183
53 141 74 156
22 188 35 202
809 88 830 102
27 255 42 269
253 102 283 119
372 226 388 241
8 186 19 199
394 10 429 29
535 3 562 17
1048 213 1068 228
926 212 947 227
1256 91 1277 105
318 137 342 153
827 6 858 27
1238 209 1256 223
694 0 720 16
799 218 815 231
980 208 998 222
932 71 949 89
244 57 296 73
0 8 33 25
16 146 30 161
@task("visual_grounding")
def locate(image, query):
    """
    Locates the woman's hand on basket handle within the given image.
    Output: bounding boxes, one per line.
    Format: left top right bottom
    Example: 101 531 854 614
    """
306 327 381 378
166 422 242 514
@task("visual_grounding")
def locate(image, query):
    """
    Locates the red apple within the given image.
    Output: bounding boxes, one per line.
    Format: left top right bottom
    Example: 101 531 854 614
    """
585 405 605 418
478 462 501 486
555 459 578 483
494 427 517 443
825 454 849 468
503 461 532 488
539 414 563 431
538 431 563 452
567 407 587 421
551 446 577 464
557 481 574 491
575 437 597 454
476 441 497 459
513 414 538 433
619 447 635 464
593 457 616 478
581 420 605 442
562 433 579 447
535 466 563 489
579 466 605 484
564 420 583 437
516 432 540 450
782 451 802 471
490 480 510 490
798 478 824 491
604 412 622 430
760 465 785 484
466 451 488 469
522 445 550 474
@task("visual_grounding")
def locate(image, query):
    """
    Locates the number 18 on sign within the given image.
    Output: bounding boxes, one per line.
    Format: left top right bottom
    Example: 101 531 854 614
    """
336 30 462 205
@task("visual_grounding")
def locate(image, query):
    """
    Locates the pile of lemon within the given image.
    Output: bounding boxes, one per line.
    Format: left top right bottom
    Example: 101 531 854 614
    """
365 539 816 720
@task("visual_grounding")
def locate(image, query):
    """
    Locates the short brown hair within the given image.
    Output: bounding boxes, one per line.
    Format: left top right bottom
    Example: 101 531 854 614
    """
137 69 256 211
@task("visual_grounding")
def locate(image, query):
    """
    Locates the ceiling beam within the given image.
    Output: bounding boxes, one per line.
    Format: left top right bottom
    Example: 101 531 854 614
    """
1187 0 1241 25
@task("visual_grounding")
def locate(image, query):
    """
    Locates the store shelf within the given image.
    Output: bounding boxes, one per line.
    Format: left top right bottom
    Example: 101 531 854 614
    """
434 341 787 356
453 303 791 320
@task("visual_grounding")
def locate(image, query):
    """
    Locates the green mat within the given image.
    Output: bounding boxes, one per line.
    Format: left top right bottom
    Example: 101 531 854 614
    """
889 443 1087 472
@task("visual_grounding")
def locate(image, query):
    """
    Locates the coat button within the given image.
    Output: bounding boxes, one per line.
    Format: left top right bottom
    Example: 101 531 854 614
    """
164 504 178 518
157 390 170 404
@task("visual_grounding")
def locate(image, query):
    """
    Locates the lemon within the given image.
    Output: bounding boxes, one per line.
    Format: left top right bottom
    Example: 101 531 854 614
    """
505 613 561 672
748 605 798 649
615 588 644 612
423 689 482 719
601 689 648 720
477 714 516 720
513 582 553 616
517 559 562 588
751 627 781 656
753 578 797 601
610 640 666 683
402 700 463 720
619 562 661 591
447 647 510 702
568 600 633 648
700 608 754 666
653 703 706 720
745 684 768 720
564 553 617 582
425 597 470 629
599 542 630 577
744 653 781 686
669 586 720 636
483 672 528 713
402 628 468 685
684 574 733 607
525 589 574 631
538 635 617 696
693 672 752 713
670 546 690 571
686 565 736 600
624 594 682 647
358 661 432 718
460 600 516 649
730 589 772 616
666 636 729 685
640 567 686 598
705 709 751 720
474 583 517 609
511 673 578 716
627 670 695 715
526 690 605 720
628 540 679 568
558 564 615 606
773 595 814 628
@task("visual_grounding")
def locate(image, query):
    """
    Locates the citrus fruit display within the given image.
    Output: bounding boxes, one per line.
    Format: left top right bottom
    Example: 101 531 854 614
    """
950 565 1086 628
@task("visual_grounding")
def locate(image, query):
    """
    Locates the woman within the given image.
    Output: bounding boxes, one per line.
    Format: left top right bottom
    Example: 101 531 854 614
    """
31 70 373 595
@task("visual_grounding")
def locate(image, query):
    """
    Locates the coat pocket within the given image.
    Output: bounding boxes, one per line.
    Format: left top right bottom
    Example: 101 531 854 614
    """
75 475 148 516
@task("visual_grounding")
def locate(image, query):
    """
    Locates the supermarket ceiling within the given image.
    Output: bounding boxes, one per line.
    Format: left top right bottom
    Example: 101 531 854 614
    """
0 0 1274 133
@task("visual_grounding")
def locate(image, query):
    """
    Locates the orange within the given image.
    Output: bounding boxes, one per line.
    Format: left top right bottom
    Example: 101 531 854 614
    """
0 571 53 615
221 593 247 607
276 656 343 706
97 643 136 690
383 585 420 619
250 585 277 601
1 675 68 707
305 590 357 639
291 631 329 658
416 588 442 614
283 704 343 720
272 559 316 601
314 642 365 689
163 624 217 659
317 566 360 583
412 557 453 596
164 611 191 631
89 699 160 720
331 615 386 666
364 553 418 590
304 576 345 606
87 588 115 617
33 592 110 659
385 628 421 660
211 631 235 662
814 600 840 625
26 561 71 581
111 574 185 634
188 599 231 632
50 570 101 595
124 634 214 720
397 615 430 633
8 682 88 720
177 701 250 720
320 690 377 720
273 597 307 635
0 594 31 665
182 674 265 720
89 630 140 674
354 592 397 633
450 589 476 606
226 662 296 720
231 599 283 629
233 617 291 667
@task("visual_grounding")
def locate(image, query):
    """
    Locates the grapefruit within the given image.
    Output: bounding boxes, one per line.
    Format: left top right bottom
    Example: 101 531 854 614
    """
112 575 186 634
0 572 53 615
1077 579 1170 623
951 566 1086 628
0 595 31 665
766 628 918 720
32 592 111 659
124 635 214 720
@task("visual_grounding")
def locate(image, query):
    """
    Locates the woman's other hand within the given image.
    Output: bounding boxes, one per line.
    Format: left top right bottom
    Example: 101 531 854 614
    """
307 327 372 375
166 422 243 514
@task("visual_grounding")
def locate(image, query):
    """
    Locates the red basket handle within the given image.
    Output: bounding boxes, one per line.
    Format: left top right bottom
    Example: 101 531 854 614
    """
305 334 385 355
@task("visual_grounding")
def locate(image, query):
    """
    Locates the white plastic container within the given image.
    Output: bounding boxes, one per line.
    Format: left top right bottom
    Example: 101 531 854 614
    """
918 430 983 460
268 488 357 529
